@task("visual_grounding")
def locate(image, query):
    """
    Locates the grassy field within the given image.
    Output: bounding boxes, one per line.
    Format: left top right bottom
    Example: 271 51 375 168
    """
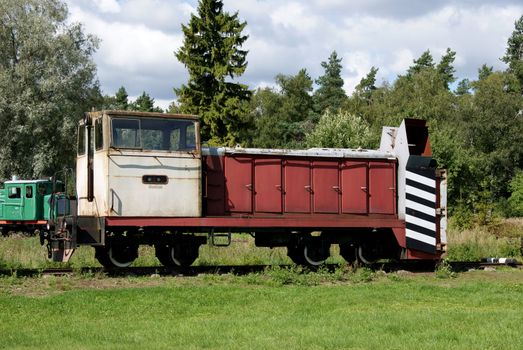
0 223 522 349
0 268 522 349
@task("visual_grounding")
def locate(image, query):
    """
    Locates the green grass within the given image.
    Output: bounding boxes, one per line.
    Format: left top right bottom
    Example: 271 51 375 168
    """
446 219 523 261
0 270 522 349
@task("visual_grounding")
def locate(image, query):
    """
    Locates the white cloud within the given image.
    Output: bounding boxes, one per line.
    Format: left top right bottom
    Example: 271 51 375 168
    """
93 0 120 13
65 0 523 104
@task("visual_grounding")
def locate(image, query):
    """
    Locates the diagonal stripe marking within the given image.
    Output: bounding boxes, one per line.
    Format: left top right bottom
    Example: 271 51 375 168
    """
406 229 436 246
406 185 436 202
406 214 436 231
406 199 436 217
406 171 436 188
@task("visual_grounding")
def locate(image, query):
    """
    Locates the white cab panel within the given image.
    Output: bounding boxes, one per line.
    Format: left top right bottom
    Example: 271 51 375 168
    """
107 153 201 217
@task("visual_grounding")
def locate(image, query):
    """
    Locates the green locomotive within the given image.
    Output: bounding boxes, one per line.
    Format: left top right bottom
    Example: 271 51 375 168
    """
0 177 61 236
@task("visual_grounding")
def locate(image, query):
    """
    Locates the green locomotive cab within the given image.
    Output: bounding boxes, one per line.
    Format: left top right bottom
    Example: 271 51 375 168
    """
0 178 59 236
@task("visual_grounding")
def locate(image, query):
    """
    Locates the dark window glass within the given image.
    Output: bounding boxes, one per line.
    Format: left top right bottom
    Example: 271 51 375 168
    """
95 118 103 150
112 118 141 148
25 186 33 198
8 187 21 199
78 125 86 155
111 117 197 151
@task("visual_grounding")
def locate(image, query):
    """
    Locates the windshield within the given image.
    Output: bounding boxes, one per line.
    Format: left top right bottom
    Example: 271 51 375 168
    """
111 117 197 151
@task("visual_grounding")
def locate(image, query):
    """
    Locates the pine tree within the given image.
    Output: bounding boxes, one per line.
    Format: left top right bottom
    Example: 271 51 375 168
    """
175 0 251 146
455 79 471 95
130 92 163 112
407 50 434 76
115 86 129 110
478 64 493 81
313 51 346 114
437 48 456 89
502 15 523 88
355 66 379 102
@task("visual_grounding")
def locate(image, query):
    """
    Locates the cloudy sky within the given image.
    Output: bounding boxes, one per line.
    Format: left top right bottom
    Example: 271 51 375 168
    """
66 0 523 109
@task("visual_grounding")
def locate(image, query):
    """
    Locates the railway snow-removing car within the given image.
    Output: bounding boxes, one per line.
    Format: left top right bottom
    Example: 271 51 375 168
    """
42 110 447 268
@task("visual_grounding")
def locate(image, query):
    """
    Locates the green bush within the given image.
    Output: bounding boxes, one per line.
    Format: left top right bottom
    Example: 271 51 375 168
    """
508 171 523 216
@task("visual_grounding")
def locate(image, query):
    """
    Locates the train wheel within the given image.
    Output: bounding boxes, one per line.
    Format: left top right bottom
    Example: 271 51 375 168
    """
287 245 306 265
355 243 379 265
287 238 330 267
339 244 357 264
95 244 138 268
155 243 199 267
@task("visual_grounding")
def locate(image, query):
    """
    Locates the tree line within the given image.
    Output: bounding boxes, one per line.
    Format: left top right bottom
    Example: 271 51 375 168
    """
0 0 522 223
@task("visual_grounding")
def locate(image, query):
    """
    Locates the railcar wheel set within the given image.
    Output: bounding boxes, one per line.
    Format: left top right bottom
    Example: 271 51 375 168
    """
1 111 447 268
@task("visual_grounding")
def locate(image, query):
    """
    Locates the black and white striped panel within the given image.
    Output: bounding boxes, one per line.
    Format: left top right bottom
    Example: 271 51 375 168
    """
405 169 436 254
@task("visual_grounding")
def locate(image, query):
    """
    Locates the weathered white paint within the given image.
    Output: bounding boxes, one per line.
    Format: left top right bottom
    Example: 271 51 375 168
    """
107 153 201 217
76 112 202 218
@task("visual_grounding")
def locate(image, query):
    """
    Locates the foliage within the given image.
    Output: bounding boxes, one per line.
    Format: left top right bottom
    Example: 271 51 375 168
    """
114 86 129 110
0 0 100 178
477 64 493 81
249 69 314 148
436 48 457 89
508 171 523 216
313 51 346 115
129 91 163 112
446 220 523 261
305 110 373 149
175 0 251 146
407 49 434 75
502 15 523 88
354 66 378 102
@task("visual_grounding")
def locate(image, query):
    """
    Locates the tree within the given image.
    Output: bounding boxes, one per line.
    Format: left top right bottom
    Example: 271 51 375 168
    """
477 64 493 81
130 92 163 112
0 0 100 178
115 86 129 110
305 111 373 149
313 51 346 114
502 15 523 87
436 48 456 89
250 69 314 148
508 170 523 216
455 79 471 95
407 50 434 76
175 0 251 146
354 66 379 102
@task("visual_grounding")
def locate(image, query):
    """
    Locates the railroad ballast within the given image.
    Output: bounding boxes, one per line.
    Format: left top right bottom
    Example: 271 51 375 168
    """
40 110 447 267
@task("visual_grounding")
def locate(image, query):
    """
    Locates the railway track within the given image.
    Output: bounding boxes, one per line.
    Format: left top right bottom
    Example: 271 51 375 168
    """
0 260 520 278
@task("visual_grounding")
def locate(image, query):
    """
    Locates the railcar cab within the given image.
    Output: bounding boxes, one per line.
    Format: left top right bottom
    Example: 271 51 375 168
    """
0 178 56 236
46 110 204 266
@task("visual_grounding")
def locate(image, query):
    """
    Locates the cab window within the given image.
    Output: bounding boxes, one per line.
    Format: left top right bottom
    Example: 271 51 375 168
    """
95 118 104 150
8 187 21 199
78 125 86 155
26 186 33 198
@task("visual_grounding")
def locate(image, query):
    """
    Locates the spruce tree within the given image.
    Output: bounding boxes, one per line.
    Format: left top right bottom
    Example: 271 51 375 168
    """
502 15 523 88
436 48 456 89
175 0 251 145
355 66 379 101
115 86 129 110
313 51 346 114
130 92 163 112
407 50 434 76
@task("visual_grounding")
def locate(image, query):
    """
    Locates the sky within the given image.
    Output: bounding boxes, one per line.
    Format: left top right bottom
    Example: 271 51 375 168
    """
65 0 523 110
